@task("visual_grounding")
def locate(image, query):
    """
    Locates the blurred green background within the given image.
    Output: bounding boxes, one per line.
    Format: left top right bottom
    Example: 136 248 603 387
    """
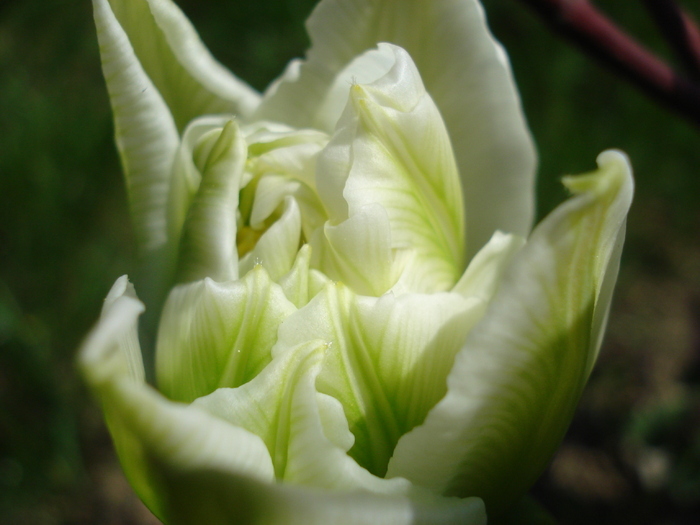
1 0 699 523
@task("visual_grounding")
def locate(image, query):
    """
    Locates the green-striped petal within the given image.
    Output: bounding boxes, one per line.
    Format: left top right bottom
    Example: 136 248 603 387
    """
387 151 633 514
102 0 260 131
156 265 296 403
253 0 536 257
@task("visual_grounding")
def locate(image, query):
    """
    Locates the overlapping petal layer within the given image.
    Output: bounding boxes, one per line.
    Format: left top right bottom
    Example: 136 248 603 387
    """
388 151 633 513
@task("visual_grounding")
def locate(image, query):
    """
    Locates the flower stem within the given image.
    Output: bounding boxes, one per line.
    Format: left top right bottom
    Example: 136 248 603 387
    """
516 0 700 128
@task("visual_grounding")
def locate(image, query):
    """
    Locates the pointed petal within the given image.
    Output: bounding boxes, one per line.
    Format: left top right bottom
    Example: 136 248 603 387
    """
388 151 633 513
93 0 179 257
104 0 260 131
239 196 302 282
275 281 485 478
254 0 536 256
156 266 296 403
176 120 246 283
167 115 231 260
81 280 485 524
78 276 275 522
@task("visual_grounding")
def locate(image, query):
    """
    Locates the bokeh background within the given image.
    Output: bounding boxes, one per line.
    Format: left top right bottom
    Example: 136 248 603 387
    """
1 0 699 523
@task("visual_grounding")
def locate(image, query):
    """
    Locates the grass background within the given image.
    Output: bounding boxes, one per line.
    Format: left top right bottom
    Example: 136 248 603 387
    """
0 0 699 523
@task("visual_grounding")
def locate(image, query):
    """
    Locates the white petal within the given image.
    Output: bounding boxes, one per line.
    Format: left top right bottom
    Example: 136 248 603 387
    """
93 0 178 258
388 151 634 514
274 281 484 478
176 120 246 283
239 196 302 282
156 266 296 403
104 0 260 131
254 0 536 257
310 204 397 296
79 277 275 522
452 230 525 301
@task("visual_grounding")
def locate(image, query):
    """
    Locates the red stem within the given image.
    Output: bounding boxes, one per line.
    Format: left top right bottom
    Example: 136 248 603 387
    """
516 0 700 128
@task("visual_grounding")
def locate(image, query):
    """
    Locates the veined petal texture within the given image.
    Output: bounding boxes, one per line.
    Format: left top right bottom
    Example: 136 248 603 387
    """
254 0 536 258
102 0 260 131
312 46 465 295
80 277 487 525
387 151 633 513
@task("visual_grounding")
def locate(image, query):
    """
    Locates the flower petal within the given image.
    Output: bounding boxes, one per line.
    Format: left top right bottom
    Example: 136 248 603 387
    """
452 230 525 301
313 46 465 294
176 120 246 283
156 265 296 403
78 276 275 522
103 0 260 131
310 204 397 297
239 196 302 282
387 151 633 513
81 278 487 525
254 0 536 257
275 281 485 479
93 0 178 258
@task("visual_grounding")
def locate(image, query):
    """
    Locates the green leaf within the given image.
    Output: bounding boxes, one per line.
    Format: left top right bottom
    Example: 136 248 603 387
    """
156 265 296 403
387 151 633 514
253 0 536 258
102 0 260 131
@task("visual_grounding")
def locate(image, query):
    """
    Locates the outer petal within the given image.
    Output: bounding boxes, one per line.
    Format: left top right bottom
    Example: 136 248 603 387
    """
254 0 536 257
93 0 178 258
103 0 260 131
388 151 633 513
81 278 487 525
78 276 275 521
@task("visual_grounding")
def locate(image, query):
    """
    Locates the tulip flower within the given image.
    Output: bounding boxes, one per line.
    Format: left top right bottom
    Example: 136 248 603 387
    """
80 0 634 523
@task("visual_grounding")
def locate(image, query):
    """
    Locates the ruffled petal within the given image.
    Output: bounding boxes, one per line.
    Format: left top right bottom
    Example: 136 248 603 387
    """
156 266 296 403
81 277 487 525
103 0 260 131
275 281 485 478
388 151 634 514
254 0 536 257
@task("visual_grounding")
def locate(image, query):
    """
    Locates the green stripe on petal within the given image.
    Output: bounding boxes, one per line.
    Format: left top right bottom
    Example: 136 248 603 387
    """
81 281 486 525
104 0 260 131
254 0 536 257
156 266 296 403
274 281 485 478
93 0 178 258
387 150 633 514
79 276 275 522
176 120 246 283
313 45 465 295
